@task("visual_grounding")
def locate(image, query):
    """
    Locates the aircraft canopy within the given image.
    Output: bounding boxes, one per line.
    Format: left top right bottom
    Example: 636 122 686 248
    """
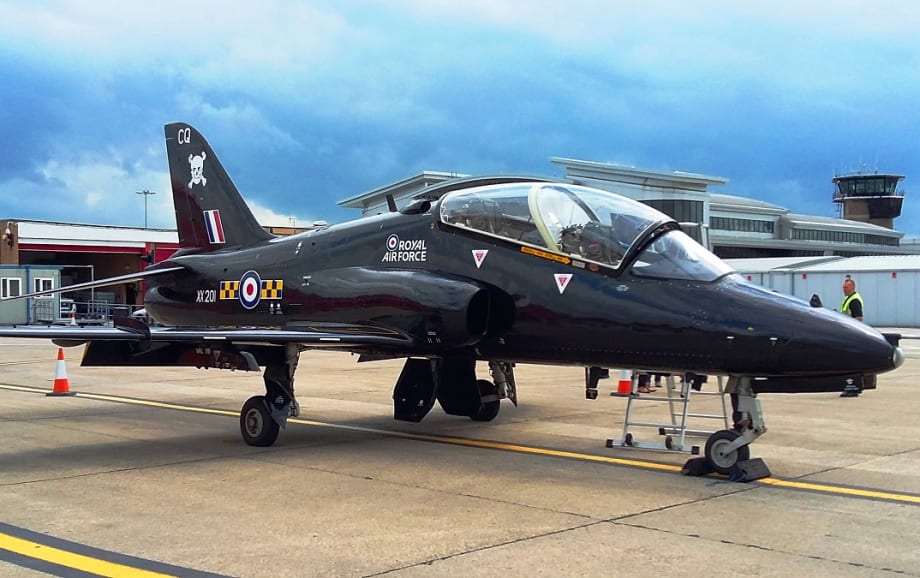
440 182 733 281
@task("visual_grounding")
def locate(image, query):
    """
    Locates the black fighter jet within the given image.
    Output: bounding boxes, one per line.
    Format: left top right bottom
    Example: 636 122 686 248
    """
0 123 904 475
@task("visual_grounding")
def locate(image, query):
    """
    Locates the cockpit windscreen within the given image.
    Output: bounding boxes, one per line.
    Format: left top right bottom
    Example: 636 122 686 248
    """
630 230 734 281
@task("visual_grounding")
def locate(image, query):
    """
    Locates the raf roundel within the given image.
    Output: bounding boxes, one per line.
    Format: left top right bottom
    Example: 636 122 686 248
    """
386 234 399 251
238 270 262 310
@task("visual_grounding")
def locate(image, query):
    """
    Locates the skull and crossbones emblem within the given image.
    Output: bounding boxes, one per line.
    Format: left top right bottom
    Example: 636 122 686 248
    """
188 151 207 188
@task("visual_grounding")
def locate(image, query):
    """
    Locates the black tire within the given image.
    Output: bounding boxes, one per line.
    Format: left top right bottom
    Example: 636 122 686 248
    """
704 429 750 474
665 435 673 450
469 379 501 422
240 395 280 447
624 432 634 447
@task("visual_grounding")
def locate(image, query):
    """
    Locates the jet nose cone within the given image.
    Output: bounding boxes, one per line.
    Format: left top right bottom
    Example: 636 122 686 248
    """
893 346 905 369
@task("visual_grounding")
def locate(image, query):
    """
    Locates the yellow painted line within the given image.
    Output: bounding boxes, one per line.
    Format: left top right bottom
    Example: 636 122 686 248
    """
78 392 238 417
285 416 684 472
0 384 50 394
758 477 920 504
3 383 920 505
0 532 171 577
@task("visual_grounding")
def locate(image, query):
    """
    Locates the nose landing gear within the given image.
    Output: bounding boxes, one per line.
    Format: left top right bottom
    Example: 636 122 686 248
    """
704 429 750 475
699 376 770 479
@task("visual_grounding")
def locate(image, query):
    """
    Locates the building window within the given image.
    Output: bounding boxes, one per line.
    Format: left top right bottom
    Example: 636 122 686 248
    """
1 277 22 299
33 277 54 298
714 246 823 259
790 228 899 246
642 199 704 224
709 216 774 233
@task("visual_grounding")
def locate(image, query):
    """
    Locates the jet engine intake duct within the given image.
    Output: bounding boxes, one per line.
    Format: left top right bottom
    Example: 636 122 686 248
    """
309 267 494 350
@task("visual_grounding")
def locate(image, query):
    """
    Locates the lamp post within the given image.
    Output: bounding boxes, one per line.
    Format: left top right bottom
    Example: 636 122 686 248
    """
136 190 156 228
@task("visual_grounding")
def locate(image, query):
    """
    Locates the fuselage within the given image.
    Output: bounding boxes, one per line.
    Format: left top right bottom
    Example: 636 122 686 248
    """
143 202 900 379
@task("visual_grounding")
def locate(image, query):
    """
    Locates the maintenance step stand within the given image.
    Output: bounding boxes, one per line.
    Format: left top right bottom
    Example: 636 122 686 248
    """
606 371 729 454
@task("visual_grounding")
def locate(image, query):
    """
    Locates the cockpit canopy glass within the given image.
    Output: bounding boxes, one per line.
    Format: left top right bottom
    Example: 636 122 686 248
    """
440 182 668 268
440 182 735 282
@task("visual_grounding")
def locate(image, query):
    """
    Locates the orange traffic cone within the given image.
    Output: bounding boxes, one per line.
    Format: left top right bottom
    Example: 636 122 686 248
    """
69 305 77 326
614 369 633 395
47 347 75 396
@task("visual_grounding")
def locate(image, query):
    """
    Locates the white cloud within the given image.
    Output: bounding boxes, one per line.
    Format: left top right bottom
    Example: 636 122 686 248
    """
20 152 323 229
29 151 326 229
84 191 104 207
175 95 303 152
5 0 915 111
392 0 920 43
389 0 920 98
35 153 173 227
0 1 356 88
246 200 314 227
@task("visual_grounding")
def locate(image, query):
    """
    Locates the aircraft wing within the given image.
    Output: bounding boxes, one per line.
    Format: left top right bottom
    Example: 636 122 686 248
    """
0 322 411 349
0 317 415 372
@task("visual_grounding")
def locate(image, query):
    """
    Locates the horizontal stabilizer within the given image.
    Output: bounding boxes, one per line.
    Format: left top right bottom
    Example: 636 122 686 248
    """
0 266 185 301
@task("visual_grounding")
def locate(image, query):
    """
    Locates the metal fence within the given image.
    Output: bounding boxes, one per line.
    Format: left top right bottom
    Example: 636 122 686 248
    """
31 299 142 325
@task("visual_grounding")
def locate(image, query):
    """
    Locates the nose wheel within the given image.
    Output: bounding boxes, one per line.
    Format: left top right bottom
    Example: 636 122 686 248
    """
701 376 766 477
704 429 750 474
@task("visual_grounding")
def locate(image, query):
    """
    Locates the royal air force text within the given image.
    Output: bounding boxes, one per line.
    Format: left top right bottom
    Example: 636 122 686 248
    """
382 239 428 262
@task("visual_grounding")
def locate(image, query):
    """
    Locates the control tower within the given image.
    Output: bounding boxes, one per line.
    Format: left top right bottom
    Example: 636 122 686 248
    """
832 172 905 229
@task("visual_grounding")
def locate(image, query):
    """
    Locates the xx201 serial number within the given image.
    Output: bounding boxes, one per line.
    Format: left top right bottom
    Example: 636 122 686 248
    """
197 289 216 303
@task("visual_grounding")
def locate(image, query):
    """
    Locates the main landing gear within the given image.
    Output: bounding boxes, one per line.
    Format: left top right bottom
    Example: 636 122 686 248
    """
239 351 518 446
464 361 519 421
445 360 516 421
393 357 518 424
240 344 301 447
702 376 768 476
477 361 518 420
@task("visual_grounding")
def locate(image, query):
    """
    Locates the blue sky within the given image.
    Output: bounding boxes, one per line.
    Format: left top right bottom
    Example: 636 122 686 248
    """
1 1 918 233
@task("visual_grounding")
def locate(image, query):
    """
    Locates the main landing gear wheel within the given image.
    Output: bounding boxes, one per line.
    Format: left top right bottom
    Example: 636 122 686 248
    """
704 429 750 475
240 395 280 447
469 379 501 422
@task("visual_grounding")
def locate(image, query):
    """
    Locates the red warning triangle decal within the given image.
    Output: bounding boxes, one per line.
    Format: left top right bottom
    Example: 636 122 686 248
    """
554 273 573 294
472 249 489 269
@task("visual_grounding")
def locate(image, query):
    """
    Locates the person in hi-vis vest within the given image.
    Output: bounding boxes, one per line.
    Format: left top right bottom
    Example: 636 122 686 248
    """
841 276 864 321
840 276 865 397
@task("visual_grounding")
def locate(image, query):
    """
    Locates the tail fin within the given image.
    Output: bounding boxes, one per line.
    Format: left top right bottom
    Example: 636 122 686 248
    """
165 122 272 253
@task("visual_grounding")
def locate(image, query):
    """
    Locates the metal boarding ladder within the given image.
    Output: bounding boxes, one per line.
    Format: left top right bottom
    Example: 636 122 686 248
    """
606 372 730 454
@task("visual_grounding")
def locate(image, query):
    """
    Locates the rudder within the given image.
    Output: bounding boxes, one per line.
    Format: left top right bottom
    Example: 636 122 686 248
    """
164 122 272 253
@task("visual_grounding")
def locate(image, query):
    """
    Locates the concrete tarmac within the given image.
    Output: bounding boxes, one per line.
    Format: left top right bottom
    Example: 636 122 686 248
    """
1 336 919 577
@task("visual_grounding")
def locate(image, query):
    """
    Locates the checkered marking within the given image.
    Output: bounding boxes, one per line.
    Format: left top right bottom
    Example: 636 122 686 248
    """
219 280 239 300
219 272 283 309
261 279 283 299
